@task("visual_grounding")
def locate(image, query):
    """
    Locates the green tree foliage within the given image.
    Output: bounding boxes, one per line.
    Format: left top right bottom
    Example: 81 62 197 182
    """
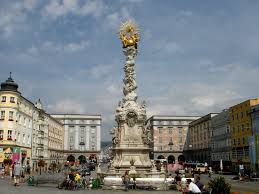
208 176 231 194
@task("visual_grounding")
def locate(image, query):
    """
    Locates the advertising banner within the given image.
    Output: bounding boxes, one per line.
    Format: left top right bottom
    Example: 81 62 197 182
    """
12 147 21 162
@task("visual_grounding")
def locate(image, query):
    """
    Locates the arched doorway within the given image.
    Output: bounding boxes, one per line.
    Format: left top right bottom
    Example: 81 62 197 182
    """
178 155 185 163
67 155 75 162
157 155 165 159
78 155 87 164
168 155 175 164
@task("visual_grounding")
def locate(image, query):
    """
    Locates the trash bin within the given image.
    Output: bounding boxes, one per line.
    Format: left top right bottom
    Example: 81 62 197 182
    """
92 178 100 189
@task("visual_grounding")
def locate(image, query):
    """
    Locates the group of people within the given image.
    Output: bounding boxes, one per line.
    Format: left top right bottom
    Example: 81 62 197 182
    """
174 173 210 194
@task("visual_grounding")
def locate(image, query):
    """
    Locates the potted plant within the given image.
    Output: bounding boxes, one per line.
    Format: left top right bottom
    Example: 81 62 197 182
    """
208 176 231 194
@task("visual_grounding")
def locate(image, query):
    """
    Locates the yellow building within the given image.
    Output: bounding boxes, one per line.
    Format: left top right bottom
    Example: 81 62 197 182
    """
47 114 64 165
0 74 33 166
230 98 259 170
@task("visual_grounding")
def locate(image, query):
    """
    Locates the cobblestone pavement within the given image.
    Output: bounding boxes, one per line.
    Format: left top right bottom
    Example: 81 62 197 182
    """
0 177 179 194
1 174 259 194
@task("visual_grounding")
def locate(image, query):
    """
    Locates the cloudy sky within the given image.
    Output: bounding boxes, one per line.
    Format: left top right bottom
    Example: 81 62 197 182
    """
1 0 259 141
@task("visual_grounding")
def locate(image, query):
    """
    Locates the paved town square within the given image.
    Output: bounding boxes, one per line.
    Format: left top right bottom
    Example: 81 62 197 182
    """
1 173 259 194
1 0 259 194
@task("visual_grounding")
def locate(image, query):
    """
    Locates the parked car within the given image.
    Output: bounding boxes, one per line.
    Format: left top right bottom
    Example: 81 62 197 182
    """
194 163 207 173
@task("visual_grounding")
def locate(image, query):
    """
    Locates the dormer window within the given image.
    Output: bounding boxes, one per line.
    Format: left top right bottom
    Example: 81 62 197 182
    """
1 96 6 102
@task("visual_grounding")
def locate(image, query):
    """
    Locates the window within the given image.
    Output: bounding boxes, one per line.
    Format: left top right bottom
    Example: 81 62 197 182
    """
10 97 15 103
232 115 234 121
159 137 162 143
169 137 173 142
80 136 84 142
241 112 243 118
7 130 12 140
91 126 96 133
236 113 239 120
179 137 182 143
0 110 5 120
242 124 244 132
0 130 3 140
69 136 73 143
23 134 25 143
158 127 163 134
238 138 240 145
69 145 73 150
178 127 182 134
179 145 183 150
242 137 245 144
168 128 173 134
233 139 236 145
169 145 173 151
1 96 6 102
9 111 14 121
80 127 85 134
160 146 163 151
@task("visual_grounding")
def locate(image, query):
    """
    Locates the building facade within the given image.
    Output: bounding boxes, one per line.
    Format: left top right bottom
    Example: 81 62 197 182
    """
230 99 259 170
0 75 34 166
51 114 101 162
249 104 259 170
211 109 232 167
146 115 200 163
188 113 218 164
0 75 65 171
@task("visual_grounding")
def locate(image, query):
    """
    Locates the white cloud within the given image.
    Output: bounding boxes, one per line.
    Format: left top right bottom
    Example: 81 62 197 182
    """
179 10 193 17
104 6 132 30
0 0 38 37
63 41 90 53
43 0 106 19
164 42 184 54
86 64 116 79
47 99 85 114
28 40 90 54
120 0 144 3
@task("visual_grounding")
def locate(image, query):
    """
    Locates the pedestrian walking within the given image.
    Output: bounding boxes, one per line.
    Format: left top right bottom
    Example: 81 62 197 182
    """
13 162 21 186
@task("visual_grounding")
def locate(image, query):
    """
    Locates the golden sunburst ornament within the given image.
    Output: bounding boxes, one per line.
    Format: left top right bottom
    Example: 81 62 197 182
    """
119 20 140 48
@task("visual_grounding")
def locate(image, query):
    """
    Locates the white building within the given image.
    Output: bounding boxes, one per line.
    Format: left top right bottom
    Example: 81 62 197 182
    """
51 114 101 162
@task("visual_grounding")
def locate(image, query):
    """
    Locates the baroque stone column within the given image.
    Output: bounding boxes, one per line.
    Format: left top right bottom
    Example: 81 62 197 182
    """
110 20 152 174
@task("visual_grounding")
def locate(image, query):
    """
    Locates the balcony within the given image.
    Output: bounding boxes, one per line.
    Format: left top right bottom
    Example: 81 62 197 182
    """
38 143 44 147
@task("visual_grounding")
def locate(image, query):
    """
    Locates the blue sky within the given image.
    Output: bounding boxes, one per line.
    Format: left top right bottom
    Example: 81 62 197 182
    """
1 0 259 141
